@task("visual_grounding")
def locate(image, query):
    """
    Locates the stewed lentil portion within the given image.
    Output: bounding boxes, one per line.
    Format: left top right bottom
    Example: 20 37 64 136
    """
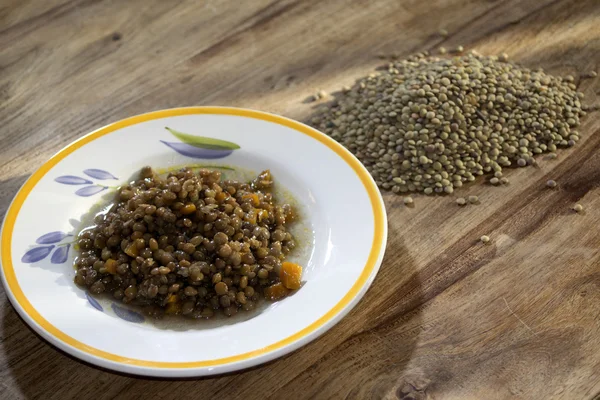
74 166 302 319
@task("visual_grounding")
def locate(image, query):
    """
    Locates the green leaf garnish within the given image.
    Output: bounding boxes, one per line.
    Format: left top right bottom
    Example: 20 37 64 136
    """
166 127 241 150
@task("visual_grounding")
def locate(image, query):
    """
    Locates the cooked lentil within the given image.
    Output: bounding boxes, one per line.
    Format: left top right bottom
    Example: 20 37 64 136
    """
74 167 303 319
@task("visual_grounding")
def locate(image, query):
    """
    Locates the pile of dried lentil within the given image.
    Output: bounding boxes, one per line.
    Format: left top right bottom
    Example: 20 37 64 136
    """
75 167 302 319
310 52 586 194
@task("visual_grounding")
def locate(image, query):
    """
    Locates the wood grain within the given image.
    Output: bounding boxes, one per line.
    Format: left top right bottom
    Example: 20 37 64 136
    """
1 0 600 398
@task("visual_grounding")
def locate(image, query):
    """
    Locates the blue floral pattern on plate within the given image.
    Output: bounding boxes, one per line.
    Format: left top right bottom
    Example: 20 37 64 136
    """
161 127 240 159
55 169 119 197
22 231 73 264
55 176 93 185
21 245 55 263
85 292 104 312
85 297 146 324
50 244 71 264
83 169 118 180
36 231 71 244
111 303 145 323
161 141 235 159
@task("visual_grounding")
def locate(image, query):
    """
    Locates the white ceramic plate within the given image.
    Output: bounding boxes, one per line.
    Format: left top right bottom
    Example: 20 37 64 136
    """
0 107 387 377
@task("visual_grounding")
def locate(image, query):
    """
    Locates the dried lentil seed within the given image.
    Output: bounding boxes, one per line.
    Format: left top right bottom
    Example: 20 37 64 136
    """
309 52 586 197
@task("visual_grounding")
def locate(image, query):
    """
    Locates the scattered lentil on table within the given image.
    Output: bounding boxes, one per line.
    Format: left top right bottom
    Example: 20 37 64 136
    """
309 51 587 196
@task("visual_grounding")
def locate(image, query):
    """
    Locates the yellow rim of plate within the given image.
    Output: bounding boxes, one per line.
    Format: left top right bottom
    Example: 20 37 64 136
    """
1 107 385 369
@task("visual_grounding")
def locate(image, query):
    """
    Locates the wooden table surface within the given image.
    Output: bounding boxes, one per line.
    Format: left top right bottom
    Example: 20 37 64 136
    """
2 0 600 399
